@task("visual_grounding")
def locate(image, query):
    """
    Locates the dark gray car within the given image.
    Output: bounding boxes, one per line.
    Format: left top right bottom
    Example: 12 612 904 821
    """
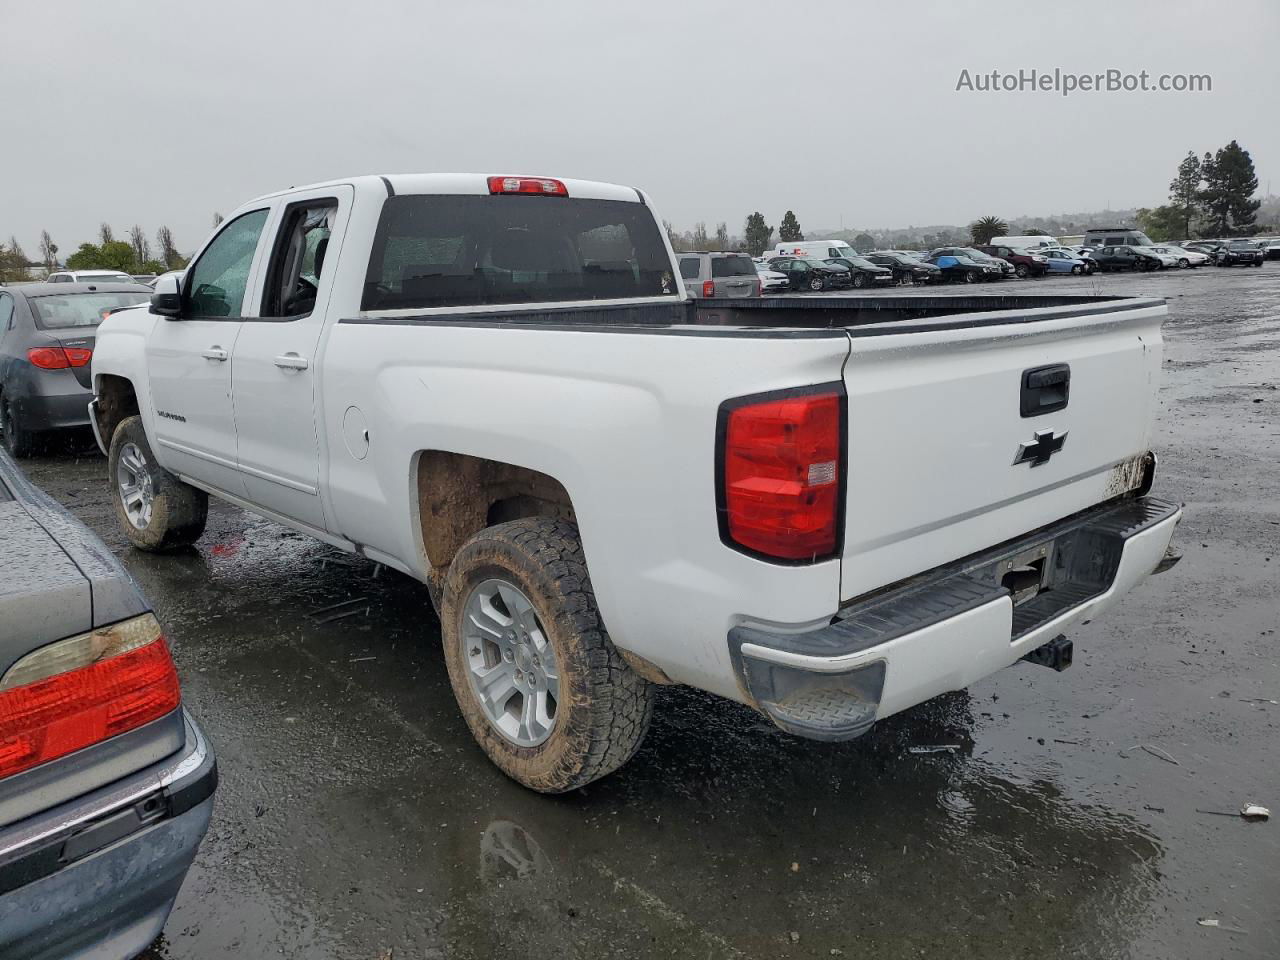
0 283 151 456
0 449 216 960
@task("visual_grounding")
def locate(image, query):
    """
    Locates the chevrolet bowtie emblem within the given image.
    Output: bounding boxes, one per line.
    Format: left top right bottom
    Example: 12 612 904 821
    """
1014 429 1067 467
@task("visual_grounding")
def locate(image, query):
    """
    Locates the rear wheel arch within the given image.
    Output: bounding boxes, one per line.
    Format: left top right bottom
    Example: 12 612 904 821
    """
413 451 578 598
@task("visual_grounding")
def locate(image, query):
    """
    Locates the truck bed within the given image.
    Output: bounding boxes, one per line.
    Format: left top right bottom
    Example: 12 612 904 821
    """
346 294 1164 336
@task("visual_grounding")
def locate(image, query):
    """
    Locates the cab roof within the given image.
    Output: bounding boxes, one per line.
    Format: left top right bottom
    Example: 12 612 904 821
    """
250 173 644 205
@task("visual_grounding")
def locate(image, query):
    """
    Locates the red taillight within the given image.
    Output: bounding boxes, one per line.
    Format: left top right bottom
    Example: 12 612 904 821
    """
27 346 91 369
0 614 181 780
721 389 843 560
756 279 763 297
486 176 569 196
702 280 716 298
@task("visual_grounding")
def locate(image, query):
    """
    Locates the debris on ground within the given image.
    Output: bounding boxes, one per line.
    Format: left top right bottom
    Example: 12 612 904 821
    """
1120 743 1180 765
907 744 962 755
1195 804 1270 822
1196 918 1247 933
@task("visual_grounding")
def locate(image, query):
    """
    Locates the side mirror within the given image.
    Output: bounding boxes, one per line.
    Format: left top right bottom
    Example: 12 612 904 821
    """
151 273 184 319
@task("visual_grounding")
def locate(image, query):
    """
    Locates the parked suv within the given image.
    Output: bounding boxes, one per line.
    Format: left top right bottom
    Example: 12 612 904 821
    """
678 252 762 298
975 245 1048 279
1215 240 1265 267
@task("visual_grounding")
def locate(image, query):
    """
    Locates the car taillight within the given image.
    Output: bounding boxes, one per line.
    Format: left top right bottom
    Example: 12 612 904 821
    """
0 613 181 780
27 346 91 369
756 279 763 297
702 280 716 298
719 388 844 561
486 176 568 196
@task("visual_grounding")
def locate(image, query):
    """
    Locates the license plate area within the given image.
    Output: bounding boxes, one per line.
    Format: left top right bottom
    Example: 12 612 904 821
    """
997 543 1053 606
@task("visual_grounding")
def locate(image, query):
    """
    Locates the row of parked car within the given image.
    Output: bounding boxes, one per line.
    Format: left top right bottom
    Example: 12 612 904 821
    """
677 234 1271 298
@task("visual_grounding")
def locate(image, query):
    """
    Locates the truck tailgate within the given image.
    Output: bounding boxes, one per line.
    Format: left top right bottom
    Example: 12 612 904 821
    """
839 301 1165 602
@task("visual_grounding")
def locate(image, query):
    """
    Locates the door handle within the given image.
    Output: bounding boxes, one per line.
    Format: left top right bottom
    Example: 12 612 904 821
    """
273 353 309 371
201 346 228 361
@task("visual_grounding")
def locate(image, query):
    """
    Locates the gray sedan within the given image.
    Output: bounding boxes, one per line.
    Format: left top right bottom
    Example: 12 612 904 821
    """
0 449 216 959
0 283 150 456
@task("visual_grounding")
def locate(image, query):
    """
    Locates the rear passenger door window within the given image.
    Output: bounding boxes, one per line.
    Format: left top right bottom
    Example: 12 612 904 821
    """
260 200 339 318
679 258 700 280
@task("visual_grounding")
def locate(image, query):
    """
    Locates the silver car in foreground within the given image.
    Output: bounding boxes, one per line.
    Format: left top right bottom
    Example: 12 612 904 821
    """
0 449 216 960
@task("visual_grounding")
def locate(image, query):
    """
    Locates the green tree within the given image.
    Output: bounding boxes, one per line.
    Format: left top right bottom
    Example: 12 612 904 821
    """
1135 206 1184 242
968 215 1008 245
1024 228 1048 236
853 232 876 252
743 212 773 256
778 210 803 242
0 242 28 282
1200 140 1260 235
65 240 138 272
1168 150 1202 238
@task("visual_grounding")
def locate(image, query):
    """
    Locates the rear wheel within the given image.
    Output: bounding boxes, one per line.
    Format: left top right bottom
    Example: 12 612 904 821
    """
108 415 208 551
808 274 826 292
441 518 654 793
0 395 35 458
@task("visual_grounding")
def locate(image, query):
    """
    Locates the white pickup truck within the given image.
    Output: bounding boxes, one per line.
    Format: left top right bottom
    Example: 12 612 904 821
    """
90 173 1182 792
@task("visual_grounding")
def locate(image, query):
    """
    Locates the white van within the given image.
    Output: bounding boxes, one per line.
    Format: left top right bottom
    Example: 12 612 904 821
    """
1082 227 1154 248
990 235 1061 250
770 239 860 260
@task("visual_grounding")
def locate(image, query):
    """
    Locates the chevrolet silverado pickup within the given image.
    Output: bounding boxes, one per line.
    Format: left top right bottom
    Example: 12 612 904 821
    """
89 173 1182 792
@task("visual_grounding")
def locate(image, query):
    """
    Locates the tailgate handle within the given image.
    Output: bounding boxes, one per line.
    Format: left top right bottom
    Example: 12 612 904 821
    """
1020 364 1070 417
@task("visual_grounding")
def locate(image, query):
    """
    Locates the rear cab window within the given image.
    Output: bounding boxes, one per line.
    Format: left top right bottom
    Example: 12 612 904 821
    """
679 258 701 280
362 194 677 311
27 291 150 329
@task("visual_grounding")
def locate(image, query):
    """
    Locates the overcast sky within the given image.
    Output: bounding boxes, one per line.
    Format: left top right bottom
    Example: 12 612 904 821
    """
3 0 1277 256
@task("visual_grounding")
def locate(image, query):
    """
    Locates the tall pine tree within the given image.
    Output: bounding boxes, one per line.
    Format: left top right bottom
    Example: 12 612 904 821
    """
778 210 803 242
1200 141 1260 235
1167 151 1202 239
743 212 773 256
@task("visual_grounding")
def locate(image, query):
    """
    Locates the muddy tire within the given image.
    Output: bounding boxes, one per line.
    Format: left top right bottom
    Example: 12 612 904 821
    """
108 415 208 551
0 395 35 458
441 518 654 793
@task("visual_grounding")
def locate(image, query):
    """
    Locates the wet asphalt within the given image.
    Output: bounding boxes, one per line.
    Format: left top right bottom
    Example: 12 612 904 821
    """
18 264 1279 959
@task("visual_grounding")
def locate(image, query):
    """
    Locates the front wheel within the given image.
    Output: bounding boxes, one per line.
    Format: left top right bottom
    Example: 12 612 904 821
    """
1015 264 1029 279
1071 264 1083 275
851 273 868 289
807 275 826 292
108 415 208 551
963 270 979 283
1179 258 1189 268
441 518 654 793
